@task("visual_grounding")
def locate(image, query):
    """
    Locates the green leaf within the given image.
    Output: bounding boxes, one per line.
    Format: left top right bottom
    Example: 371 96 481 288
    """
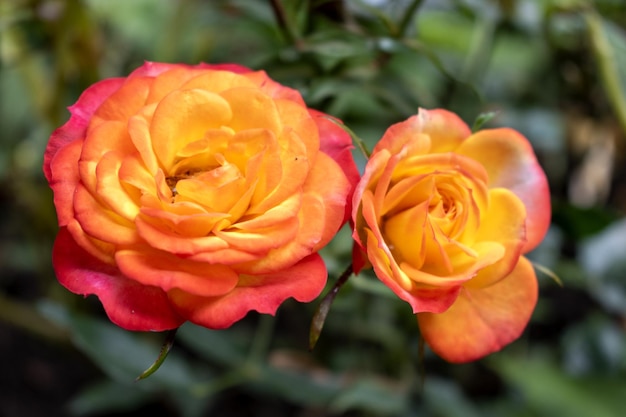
37 301 202 388
68 380 153 416
421 377 484 417
177 323 247 367
472 111 498 132
494 356 626 417
309 264 353 350
245 363 341 407
329 378 409 415
579 218 626 314
561 314 626 375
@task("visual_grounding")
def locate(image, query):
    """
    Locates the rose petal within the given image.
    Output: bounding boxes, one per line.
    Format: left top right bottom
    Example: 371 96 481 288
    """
150 89 232 169
47 138 83 226
115 248 239 297
43 77 125 181
53 227 183 331
168 254 327 329
467 188 527 288
180 70 258 92
219 87 282 133
418 108 473 153
129 61 252 80
234 192 326 274
303 152 351 250
372 108 472 156
310 110 360 223
456 128 551 253
90 76 152 126
96 151 140 221
417 256 538 363
73 184 140 245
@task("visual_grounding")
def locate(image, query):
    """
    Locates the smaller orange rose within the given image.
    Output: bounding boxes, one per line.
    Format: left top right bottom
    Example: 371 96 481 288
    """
352 108 551 362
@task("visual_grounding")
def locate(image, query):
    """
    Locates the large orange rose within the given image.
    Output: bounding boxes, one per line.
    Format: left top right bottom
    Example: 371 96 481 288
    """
44 62 359 331
352 108 550 362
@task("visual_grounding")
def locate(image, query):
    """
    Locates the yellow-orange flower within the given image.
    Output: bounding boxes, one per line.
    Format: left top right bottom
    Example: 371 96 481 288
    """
44 62 359 331
352 108 551 362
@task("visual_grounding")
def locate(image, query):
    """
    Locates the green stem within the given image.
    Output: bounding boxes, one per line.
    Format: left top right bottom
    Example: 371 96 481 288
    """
247 314 275 364
585 10 626 136
268 0 299 46
309 263 353 350
135 328 178 381
0 293 70 344
324 116 371 159
191 368 252 398
461 13 496 84
396 0 423 38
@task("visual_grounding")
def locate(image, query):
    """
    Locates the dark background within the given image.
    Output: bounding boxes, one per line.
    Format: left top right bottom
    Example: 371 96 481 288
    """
1 0 626 416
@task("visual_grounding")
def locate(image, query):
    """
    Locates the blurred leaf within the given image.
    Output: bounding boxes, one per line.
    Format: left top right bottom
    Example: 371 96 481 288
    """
38 301 204 388
177 323 247 367
552 202 618 241
472 111 499 132
587 13 626 136
329 377 409 415
486 35 548 97
303 30 373 71
533 262 563 287
421 377 483 417
245 363 342 407
579 218 626 314
562 314 626 375
495 356 626 417
84 0 175 53
416 11 474 53
68 380 153 416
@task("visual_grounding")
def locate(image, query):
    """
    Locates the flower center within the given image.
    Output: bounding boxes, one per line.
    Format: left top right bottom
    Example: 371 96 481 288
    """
166 169 205 196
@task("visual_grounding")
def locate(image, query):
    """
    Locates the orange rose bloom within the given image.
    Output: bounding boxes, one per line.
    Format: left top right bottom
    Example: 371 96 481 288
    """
44 62 359 331
352 108 551 362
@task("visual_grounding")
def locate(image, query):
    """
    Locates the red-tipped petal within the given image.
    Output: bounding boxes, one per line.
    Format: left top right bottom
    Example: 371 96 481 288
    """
310 110 360 224
44 78 125 181
53 227 184 331
168 254 327 329
417 256 538 363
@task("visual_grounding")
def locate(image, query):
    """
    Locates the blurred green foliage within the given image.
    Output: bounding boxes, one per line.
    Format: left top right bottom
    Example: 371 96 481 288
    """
1 0 626 416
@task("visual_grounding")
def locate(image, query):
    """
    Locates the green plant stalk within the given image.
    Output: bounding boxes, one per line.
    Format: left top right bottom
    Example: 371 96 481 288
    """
309 263 353 350
323 116 371 158
247 313 275 364
586 10 626 136
135 328 178 381
461 13 496 84
269 0 300 46
0 292 70 344
397 0 423 38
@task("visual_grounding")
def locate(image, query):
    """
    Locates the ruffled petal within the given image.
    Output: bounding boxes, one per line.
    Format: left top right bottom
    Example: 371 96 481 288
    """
43 77 125 181
53 227 184 331
47 138 83 226
417 256 538 363
115 248 239 297
456 128 551 252
168 254 327 329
